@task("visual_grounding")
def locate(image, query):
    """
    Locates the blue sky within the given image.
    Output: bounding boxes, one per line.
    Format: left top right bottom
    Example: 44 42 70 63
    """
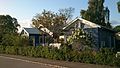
0 0 120 27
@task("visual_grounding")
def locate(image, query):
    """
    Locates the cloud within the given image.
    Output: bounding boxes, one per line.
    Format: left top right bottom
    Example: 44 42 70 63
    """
111 20 120 27
0 10 9 15
19 20 32 28
18 19 32 33
0 9 16 17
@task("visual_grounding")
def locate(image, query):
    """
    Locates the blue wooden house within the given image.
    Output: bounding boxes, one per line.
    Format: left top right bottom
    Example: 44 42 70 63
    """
63 17 116 49
21 28 47 46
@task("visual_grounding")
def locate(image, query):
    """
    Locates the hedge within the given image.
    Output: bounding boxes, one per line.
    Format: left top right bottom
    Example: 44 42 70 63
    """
0 45 120 66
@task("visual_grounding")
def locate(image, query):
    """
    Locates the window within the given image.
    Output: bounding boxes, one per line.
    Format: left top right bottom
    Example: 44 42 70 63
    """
81 23 84 29
29 36 35 46
100 41 105 48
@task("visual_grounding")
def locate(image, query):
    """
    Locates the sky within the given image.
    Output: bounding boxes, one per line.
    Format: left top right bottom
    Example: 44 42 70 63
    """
0 0 120 28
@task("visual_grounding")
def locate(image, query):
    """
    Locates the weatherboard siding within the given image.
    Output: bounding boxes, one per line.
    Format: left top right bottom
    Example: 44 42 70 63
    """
63 18 116 49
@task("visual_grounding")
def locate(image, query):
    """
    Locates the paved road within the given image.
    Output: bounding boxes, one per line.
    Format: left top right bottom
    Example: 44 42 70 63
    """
0 56 61 68
0 54 118 68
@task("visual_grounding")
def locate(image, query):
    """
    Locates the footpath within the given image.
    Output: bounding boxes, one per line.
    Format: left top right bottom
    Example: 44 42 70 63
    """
0 54 118 68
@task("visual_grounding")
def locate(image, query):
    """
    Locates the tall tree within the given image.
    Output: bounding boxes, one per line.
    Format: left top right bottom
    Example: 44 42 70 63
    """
32 10 65 40
117 1 120 13
32 10 55 31
32 8 74 41
0 15 20 44
114 25 120 32
58 7 75 21
105 7 112 28
0 15 19 34
80 0 111 28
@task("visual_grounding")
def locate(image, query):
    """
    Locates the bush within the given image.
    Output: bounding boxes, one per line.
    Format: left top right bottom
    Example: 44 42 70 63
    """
80 51 95 63
1 34 29 47
0 45 120 67
5 46 19 55
95 48 116 65
114 57 120 66
0 45 5 53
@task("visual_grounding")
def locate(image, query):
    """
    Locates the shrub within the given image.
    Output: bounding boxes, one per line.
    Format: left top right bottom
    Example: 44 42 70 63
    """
0 45 5 53
114 57 120 66
0 45 120 67
95 48 115 65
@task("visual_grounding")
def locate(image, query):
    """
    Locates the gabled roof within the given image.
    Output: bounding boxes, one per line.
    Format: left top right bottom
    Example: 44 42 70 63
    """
24 28 40 34
63 17 101 30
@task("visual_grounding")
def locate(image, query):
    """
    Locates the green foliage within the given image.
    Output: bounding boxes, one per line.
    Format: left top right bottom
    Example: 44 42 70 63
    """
1 34 29 46
80 50 95 63
67 29 86 44
0 45 5 53
5 46 19 55
114 57 120 66
117 1 120 13
0 45 120 66
1 34 19 46
95 48 115 65
80 0 112 28
67 29 94 51
114 25 120 32
0 15 20 45
0 15 19 34
32 8 74 41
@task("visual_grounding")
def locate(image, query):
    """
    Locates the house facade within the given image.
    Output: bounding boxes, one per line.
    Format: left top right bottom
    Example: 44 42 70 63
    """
21 28 48 46
63 17 116 49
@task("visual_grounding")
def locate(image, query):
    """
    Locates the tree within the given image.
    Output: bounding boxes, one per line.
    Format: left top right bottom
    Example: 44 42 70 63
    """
80 0 112 28
104 7 112 28
117 1 120 13
32 8 74 42
114 25 120 32
67 29 94 51
1 34 19 46
32 10 55 31
32 10 64 41
0 15 20 44
58 7 75 21
0 15 19 34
